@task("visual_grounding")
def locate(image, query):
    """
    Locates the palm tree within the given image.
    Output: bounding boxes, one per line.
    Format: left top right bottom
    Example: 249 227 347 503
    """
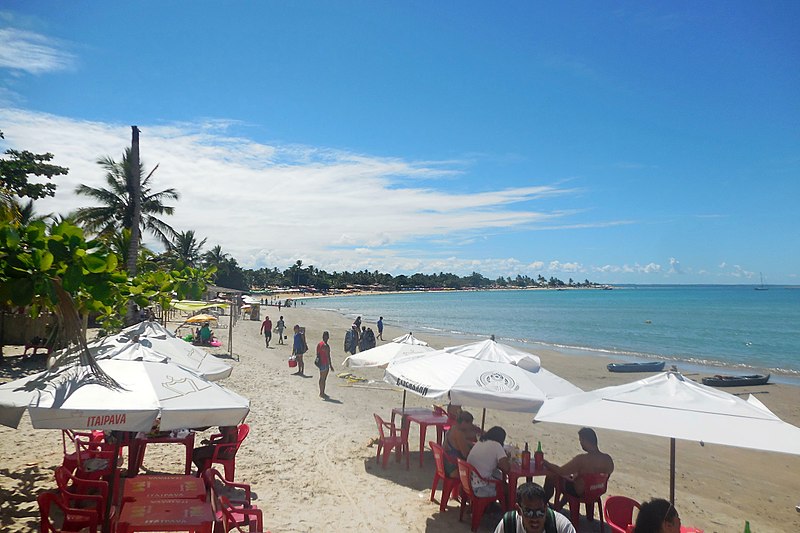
168 230 207 267
72 148 179 247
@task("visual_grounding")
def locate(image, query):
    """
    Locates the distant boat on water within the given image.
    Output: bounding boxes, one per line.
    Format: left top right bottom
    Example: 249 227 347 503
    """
755 272 768 291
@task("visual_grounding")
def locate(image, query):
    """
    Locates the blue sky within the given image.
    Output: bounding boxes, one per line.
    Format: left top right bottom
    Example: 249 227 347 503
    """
1 2 798 284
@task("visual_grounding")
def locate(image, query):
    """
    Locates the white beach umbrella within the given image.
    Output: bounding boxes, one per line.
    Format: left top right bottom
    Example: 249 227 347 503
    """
54 321 232 381
390 333 429 346
534 371 800 502
0 355 249 431
344 333 434 368
384 339 581 414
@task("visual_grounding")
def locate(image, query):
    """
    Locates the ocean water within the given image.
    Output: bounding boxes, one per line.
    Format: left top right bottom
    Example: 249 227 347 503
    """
303 286 800 381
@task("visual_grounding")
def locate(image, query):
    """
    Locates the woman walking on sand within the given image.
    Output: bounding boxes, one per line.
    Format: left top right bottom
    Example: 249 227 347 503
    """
315 331 334 399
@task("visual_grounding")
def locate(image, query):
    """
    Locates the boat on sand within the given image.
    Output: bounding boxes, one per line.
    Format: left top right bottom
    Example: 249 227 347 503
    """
607 361 666 373
701 374 770 387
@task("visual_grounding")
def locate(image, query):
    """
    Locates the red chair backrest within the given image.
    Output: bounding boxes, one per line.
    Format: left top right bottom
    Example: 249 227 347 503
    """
373 413 388 440
234 424 250 452
580 472 610 501
456 459 473 498
429 441 446 478
604 495 640 533
38 491 99 533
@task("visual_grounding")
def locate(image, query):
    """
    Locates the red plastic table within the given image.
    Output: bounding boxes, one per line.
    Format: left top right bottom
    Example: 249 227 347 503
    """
128 432 195 476
116 498 213 532
392 408 449 467
122 475 206 502
506 463 547 510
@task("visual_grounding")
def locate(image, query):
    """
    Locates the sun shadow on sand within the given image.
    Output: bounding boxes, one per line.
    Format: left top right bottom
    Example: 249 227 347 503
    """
362 453 434 493
0 353 48 381
0 466 51 531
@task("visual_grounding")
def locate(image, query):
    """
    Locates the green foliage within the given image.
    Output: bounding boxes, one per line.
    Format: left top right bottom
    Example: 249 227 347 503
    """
0 130 68 201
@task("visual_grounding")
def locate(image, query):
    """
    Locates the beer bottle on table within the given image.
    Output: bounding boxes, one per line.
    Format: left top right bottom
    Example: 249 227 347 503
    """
521 442 531 469
534 441 544 469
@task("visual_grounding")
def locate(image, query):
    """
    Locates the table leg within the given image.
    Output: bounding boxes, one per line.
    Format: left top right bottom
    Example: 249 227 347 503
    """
507 473 519 511
418 423 429 467
184 440 192 475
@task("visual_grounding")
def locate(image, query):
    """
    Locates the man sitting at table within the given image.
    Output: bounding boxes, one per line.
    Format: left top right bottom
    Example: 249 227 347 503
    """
467 426 511 497
192 425 238 473
494 482 576 533
542 427 614 505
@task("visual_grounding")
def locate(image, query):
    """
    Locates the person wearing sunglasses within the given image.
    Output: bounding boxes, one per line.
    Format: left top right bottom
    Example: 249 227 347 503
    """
633 498 681 533
494 482 576 533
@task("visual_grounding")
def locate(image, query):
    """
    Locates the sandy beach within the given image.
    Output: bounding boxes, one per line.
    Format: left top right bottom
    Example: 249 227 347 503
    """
1 304 799 532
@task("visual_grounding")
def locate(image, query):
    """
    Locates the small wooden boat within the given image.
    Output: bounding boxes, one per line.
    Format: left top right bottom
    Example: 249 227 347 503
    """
701 373 770 387
607 361 666 373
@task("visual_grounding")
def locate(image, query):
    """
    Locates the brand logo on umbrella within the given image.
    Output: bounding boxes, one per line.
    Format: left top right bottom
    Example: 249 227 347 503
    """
476 371 518 392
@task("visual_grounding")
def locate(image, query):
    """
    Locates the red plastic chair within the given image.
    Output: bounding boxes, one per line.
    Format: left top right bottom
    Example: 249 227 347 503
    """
457 458 506 532
37 491 99 533
428 441 461 512
60 430 105 473
373 413 409 469
219 496 264 533
53 466 114 523
432 405 453 432
556 472 609 532
203 468 263 532
197 424 250 481
604 495 640 533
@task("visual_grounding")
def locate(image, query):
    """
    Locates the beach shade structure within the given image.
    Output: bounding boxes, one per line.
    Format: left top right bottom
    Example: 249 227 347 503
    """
53 321 233 382
533 371 800 503
344 333 434 368
0 356 250 431
384 339 581 417
390 333 430 345
184 313 218 324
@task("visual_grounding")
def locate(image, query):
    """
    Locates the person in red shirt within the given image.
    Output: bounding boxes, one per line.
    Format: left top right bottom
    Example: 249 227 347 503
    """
260 316 273 348
315 331 334 399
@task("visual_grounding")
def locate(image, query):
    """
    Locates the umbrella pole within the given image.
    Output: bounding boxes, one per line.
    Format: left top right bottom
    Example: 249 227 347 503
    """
669 437 676 504
401 390 406 414
481 408 486 431
104 437 121 533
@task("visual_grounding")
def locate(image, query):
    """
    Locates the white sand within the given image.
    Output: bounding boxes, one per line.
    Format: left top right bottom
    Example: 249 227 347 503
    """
1 304 799 532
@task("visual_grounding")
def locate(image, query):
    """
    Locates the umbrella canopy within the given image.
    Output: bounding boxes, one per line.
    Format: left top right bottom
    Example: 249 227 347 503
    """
0 354 249 431
69 321 232 381
344 333 434 368
390 333 429 345
184 314 218 324
534 371 800 502
384 339 581 413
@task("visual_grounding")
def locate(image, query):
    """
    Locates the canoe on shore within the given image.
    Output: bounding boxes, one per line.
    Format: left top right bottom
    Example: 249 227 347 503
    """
701 373 770 387
607 361 666 373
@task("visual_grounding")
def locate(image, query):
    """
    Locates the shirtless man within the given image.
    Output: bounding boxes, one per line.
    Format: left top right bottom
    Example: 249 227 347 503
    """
542 427 614 505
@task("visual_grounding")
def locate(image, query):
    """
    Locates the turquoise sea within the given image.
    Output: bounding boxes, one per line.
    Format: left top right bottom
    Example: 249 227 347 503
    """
303 285 800 384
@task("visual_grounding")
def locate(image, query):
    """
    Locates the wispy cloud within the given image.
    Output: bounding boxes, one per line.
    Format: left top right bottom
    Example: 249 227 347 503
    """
0 108 596 274
0 27 75 74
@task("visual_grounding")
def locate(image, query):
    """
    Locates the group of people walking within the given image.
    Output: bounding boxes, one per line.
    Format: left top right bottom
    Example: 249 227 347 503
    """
344 315 383 354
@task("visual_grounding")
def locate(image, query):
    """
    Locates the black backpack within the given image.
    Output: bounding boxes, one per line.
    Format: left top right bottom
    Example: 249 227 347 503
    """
502 509 557 533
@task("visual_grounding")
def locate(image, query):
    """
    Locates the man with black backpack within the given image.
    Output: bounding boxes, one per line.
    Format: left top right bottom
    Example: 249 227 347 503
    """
494 482 575 533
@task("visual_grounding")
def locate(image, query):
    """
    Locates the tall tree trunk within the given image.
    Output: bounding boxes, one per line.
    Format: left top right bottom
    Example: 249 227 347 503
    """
126 126 142 325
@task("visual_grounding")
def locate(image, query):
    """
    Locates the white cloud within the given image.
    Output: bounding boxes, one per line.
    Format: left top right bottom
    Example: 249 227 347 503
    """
0 108 586 274
0 28 75 74
668 257 682 274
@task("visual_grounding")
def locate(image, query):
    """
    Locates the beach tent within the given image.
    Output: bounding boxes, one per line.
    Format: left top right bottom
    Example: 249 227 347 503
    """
171 300 230 312
58 321 232 381
384 339 581 414
344 333 433 368
534 371 800 503
0 355 249 431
